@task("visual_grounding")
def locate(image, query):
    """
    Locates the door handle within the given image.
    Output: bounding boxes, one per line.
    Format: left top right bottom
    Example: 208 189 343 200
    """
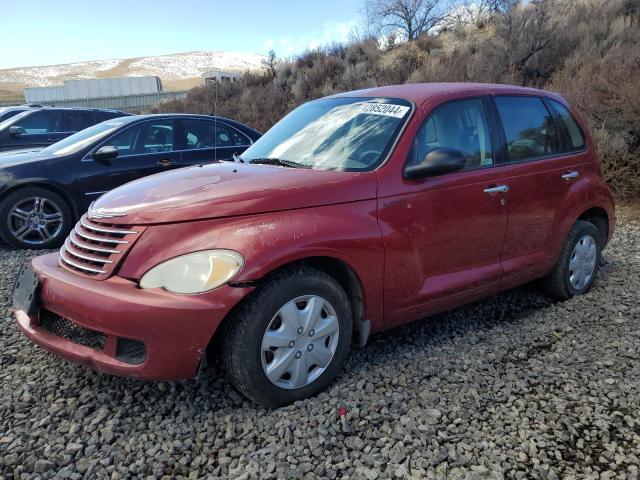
561 170 579 181
157 159 175 167
484 185 509 195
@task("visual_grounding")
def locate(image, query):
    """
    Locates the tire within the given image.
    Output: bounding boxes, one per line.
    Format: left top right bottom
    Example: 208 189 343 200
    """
0 187 73 249
222 266 353 408
542 220 602 301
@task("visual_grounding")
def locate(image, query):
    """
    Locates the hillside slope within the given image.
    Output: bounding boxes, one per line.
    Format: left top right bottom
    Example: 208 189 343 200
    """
0 50 265 102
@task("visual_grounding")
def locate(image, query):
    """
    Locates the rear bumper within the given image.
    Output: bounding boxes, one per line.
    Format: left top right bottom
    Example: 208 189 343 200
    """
15 253 251 380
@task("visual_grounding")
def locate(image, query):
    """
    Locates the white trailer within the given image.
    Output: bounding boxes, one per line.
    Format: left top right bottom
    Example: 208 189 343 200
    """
24 76 163 103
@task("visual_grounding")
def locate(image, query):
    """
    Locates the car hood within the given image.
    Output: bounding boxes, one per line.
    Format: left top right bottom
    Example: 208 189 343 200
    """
0 149 47 164
91 162 378 225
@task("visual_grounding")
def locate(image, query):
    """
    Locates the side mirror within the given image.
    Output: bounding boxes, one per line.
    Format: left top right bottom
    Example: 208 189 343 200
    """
92 145 119 162
403 147 466 180
9 126 24 137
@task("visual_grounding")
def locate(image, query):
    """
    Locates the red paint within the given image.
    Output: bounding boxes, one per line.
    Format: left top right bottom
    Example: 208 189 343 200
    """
17 83 615 381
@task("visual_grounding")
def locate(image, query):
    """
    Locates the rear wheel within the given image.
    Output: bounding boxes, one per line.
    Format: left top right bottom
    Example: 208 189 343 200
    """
0 187 73 249
222 267 352 407
542 220 602 300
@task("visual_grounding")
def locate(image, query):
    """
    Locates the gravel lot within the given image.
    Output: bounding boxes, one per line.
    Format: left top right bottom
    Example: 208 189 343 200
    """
1 207 639 480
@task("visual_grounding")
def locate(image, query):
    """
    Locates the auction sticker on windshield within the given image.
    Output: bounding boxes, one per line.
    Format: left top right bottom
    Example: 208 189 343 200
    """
359 103 410 118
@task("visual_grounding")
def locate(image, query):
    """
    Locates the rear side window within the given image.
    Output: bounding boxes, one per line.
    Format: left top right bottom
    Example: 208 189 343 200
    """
183 119 215 149
410 98 494 170
60 111 93 132
549 100 585 152
214 122 250 147
494 96 560 162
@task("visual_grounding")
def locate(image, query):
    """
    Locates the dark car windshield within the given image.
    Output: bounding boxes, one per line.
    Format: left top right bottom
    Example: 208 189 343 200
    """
240 97 412 171
40 120 127 156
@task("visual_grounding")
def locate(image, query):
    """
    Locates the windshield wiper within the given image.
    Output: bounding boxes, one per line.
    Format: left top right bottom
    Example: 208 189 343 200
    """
248 157 310 169
231 152 245 163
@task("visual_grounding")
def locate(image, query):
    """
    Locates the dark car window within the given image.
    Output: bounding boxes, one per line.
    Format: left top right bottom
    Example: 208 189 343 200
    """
549 100 586 152
409 98 493 170
183 119 251 150
214 122 250 147
183 119 214 149
60 111 93 132
494 96 560 162
102 120 174 156
14 110 61 134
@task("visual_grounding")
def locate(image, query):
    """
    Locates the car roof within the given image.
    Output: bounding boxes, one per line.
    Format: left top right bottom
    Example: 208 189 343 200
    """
114 113 239 123
332 82 561 106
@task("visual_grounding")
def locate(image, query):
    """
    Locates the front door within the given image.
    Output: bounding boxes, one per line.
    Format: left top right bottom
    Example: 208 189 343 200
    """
77 119 181 212
379 97 508 326
1 110 63 151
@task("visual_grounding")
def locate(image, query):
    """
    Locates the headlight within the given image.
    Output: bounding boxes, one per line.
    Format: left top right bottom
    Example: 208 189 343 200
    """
139 250 244 294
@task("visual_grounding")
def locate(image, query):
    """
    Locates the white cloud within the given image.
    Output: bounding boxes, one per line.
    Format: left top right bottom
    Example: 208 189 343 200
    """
263 19 359 57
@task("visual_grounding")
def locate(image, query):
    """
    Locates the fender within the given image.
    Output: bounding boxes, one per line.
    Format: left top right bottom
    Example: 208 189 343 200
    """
547 170 615 263
0 178 80 220
118 200 386 331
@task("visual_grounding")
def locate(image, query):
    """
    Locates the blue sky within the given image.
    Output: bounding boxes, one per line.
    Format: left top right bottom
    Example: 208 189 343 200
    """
0 0 363 69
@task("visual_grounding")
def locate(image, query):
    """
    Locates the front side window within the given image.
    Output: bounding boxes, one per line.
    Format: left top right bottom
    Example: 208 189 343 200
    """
409 98 494 170
494 96 560 162
14 110 61 134
549 100 585 152
101 120 174 156
240 97 412 171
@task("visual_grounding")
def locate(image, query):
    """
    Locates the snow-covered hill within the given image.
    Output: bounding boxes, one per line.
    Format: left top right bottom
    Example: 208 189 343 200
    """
0 51 266 101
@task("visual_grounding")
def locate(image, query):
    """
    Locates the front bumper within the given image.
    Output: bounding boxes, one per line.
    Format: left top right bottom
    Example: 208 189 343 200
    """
15 253 251 380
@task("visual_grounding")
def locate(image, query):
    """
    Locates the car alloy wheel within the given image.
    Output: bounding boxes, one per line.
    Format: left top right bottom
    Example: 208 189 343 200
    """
7 196 64 246
261 295 340 390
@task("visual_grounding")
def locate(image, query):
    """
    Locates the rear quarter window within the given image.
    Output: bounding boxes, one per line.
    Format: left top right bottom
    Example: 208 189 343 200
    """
549 100 586 152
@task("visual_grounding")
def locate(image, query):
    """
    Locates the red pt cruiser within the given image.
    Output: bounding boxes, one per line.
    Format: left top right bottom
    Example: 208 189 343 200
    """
14 83 615 407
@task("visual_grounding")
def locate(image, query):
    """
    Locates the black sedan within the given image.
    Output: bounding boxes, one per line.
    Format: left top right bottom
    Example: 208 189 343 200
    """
0 114 261 249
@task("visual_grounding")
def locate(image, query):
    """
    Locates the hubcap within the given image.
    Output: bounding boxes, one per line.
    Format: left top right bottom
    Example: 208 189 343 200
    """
569 234 597 290
261 295 340 390
7 197 63 245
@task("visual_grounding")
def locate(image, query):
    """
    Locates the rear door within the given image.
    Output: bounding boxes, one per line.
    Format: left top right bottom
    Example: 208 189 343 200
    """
77 119 180 210
178 118 253 166
379 97 508 325
488 95 587 287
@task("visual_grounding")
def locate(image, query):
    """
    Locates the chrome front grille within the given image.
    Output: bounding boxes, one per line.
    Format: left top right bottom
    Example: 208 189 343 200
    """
59 214 145 279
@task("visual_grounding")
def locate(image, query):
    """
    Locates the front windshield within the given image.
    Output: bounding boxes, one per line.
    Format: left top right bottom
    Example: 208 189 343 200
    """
40 120 127 156
240 97 412 171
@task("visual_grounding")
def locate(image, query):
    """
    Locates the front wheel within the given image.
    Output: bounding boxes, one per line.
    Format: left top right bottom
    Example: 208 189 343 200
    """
542 220 602 300
0 187 73 249
222 267 352 407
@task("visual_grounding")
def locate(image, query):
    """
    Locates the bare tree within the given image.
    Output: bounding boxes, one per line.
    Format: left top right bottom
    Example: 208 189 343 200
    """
366 0 452 41
262 50 279 79
446 0 519 26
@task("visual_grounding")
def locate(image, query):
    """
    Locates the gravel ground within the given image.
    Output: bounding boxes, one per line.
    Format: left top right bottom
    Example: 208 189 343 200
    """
1 207 639 480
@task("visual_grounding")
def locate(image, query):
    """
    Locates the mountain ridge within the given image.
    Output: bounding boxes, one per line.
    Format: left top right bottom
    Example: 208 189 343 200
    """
0 50 266 102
